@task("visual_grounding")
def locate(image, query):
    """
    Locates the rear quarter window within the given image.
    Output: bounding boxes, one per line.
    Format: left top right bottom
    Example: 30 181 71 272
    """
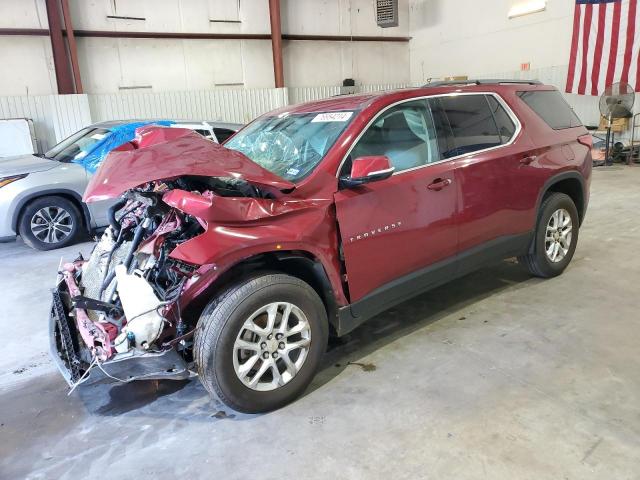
517 90 582 130
434 94 508 158
486 95 516 143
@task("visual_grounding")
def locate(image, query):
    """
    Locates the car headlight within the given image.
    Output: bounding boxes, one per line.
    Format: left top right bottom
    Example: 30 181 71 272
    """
0 174 27 188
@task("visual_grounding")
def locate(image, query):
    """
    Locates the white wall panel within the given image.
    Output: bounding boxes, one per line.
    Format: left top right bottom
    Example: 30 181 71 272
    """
409 0 574 83
284 41 410 87
5 0 411 95
359 83 413 93
76 36 276 92
288 86 342 105
0 95 53 152
87 88 288 125
0 0 47 29
281 0 410 37
0 94 91 152
49 95 93 141
208 0 240 22
0 36 57 96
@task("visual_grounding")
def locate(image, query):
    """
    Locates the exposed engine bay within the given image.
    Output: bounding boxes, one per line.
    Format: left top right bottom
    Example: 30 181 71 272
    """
49 126 337 392
51 176 273 387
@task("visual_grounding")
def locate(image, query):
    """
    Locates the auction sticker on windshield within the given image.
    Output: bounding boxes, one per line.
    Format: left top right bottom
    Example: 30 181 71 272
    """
311 112 353 123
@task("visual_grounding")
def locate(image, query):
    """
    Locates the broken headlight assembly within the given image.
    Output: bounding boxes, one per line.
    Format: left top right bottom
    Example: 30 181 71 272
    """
51 184 206 388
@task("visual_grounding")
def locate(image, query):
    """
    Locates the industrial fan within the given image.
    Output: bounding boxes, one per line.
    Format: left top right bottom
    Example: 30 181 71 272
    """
598 82 635 166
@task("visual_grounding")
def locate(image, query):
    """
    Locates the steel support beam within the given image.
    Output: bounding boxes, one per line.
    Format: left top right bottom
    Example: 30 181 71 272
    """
0 29 411 43
0 28 49 36
268 0 285 88
60 0 83 94
45 0 75 94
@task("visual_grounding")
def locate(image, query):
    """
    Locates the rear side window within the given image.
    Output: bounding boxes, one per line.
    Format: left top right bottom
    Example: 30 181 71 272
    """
517 90 582 129
214 128 236 143
195 129 214 140
487 96 516 143
434 95 503 157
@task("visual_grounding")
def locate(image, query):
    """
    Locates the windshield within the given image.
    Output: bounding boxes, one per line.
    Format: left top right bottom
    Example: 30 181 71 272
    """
45 127 111 163
225 111 355 181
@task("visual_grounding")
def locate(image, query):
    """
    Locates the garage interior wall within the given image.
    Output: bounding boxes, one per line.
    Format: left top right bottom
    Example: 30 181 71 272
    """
408 0 575 83
0 0 411 95
0 1 57 96
407 0 623 127
0 0 608 143
281 0 410 86
0 0 595 94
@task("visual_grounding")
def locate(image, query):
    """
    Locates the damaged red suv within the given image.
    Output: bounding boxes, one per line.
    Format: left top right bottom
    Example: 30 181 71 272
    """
50 80 591 413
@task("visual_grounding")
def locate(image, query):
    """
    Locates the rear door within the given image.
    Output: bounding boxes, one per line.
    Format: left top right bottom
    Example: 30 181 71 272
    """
334 99 458 304
433 93 537 254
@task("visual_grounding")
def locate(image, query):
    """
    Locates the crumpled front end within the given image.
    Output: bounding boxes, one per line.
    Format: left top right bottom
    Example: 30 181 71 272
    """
50 277 190 386
49 126 334 390
49 189 202 386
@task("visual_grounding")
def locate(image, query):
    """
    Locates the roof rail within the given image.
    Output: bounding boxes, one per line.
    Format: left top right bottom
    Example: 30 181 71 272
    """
423 79 542 87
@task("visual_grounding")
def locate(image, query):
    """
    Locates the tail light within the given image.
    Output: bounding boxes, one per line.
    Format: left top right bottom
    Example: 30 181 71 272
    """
577 134 593 148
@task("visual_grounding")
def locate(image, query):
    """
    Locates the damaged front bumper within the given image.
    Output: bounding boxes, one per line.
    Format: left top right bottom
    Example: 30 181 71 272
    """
49 279 190 388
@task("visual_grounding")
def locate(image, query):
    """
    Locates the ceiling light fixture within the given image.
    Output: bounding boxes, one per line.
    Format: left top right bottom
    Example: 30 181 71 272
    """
508 0 546 19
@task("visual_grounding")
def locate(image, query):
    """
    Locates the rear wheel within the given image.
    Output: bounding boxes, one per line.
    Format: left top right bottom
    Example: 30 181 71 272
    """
518 192 579 278
18 196 82 251
194 273 328 413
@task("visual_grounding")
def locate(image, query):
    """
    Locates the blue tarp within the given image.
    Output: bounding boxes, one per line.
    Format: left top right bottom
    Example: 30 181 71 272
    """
72 120 175 173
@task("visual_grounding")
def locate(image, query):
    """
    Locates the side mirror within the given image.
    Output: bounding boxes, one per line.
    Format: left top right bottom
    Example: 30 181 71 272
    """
340 155 395 189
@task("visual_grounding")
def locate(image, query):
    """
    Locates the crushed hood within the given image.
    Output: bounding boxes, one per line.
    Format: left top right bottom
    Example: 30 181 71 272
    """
0 154 57 176
83 126 295 202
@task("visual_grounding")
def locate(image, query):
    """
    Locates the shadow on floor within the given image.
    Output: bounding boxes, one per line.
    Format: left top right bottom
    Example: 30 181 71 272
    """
86 259 533 419
308 259 533 395
0 259 535 444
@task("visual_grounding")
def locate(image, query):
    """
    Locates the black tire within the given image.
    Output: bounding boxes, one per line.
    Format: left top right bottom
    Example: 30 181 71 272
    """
18 196 83 251
194 273 328 413
518 192 579 278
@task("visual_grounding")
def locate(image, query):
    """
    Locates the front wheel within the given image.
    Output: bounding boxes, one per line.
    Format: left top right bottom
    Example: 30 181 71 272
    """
518 192 580 278
194 273 328 413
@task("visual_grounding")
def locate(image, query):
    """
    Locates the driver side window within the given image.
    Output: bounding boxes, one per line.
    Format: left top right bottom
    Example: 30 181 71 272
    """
348 100 440 175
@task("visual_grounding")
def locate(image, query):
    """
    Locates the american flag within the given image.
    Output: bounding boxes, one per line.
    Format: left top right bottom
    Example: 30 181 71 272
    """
566 0 640 95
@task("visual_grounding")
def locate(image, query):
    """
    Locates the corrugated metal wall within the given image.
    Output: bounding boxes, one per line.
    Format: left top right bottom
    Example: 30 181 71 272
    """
49 95 93 145
288 86 342 104
88 88 289 125
0 94 90 152
359 83 413 93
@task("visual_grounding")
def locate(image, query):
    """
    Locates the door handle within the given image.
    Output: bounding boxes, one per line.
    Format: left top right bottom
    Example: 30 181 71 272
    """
427 178 452 191
519 155 537 166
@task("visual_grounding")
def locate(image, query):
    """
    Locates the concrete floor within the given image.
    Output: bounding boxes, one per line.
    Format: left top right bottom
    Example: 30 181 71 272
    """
1 167 639 479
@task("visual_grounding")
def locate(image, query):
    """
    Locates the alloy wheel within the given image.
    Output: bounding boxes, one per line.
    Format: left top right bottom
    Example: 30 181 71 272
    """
545 208 572 263
233 302 311 392
30 206 74 244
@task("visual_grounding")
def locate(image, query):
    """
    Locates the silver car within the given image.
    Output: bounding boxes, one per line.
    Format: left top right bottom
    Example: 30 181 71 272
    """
0 120 242 250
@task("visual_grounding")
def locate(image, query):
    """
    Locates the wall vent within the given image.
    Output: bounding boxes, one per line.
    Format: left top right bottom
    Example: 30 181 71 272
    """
376 0 398 28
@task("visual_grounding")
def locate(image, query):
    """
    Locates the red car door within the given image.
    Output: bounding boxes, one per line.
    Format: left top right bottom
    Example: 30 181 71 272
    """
433 94 537 253
334 99 458 306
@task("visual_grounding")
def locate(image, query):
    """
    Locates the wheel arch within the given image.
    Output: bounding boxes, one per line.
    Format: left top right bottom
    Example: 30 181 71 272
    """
537 171 586 225
12 189 92 234
183 250 342 336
